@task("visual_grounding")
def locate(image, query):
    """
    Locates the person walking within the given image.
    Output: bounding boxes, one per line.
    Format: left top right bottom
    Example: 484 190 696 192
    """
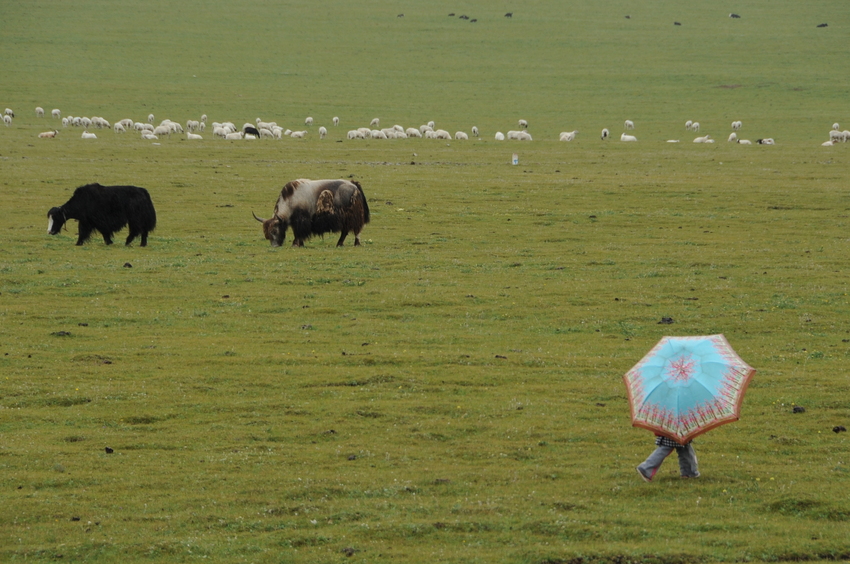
636 434 699 482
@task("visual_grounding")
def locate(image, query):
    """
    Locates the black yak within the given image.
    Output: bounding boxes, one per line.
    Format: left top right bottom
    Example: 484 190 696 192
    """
252 179 370 247
47 183 157 246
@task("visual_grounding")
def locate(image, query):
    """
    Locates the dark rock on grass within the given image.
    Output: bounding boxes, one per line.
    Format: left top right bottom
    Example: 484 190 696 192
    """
51 331 72 337
833 426 847 433
658 317 674 324
341 547 357 557
123 262 132 268
792 406 806 413
104 447 114 454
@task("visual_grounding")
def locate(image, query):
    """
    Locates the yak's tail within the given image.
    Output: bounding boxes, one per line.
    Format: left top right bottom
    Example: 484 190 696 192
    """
352 180 370 224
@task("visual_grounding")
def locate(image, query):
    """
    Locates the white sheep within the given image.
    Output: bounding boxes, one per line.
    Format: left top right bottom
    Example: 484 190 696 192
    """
832 123 840 131
691 122 700 132
685 120 693 130
187 132 203 140
114 123 126 133
141 133 158 140
4 108 14 117
495 132 505 141
36 107 44 117
424 130 437 139
319 126 327 139
517 131 533 141
370 118 380 127
757 138 775 145
2 115 11 126
434 129 451 139
455 131 469 140
371 130 387 139
62 118 69 127
153 125 171 136
559 130 578 142
148 114 154 123
472 126 479 137
518 119 528 129
624 119 635 130
732 120 742 130
290 130 307 138
822 140 834 146
81 131 97 139
829 130 844 143
187 119 200 132
727 132 737 142
693 135 712 143
601 128 609 140
419 124 433 135
225 132 244 140
213 126 228 138
620 133 637 142
52 109 61 119
427 120 435 129
737 139 752 145
405 127 422 138
38 130 58 138
506 130 521 140
119 119 134 129
305 117 313 126
201 114 207 123
333 116 340 126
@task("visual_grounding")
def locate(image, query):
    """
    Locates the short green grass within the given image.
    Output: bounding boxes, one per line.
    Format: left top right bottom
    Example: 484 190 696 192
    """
2 1 849 563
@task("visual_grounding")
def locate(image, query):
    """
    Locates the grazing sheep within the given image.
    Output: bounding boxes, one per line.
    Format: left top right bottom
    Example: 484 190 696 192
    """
52 109 61 119
148 114 154 123
333 116 339 126
829 130 844 142
319 126 327 139
427 120 435 129
831 123 840 131
404 128 421 138
495 132 505 141
4 108 15 117
2 115 11 127
81 131 97 139
200 114 207 123
559 130 578 142
601 128 609 140
691 122 700 132
370 118 380 128
419 124 433 135
693 135 712 143
38 130 58 138
290 130 307 138
455 131 469 140
732 120 742 130
371 130 387 139
517 131 533 141
518 119 528 129
36 107 45 117
153 125 171 136
727 132 737 142
624 119 635 130
472 126 479 137
737 139 752 145
187 132 203 140
685 120 693 130
114 123 126 133
756 138 775 145
620 133 637 142
434 129 451 140
187 119 200 132
305 117 313 126
62 118 69 127
225 131 243 140
506 130 521 140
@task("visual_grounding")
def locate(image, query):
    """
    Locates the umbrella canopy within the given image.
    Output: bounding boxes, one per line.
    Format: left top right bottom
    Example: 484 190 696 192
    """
624 334 756 444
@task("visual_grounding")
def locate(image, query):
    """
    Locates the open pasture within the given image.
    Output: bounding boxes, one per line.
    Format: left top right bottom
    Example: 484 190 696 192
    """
2 1 850 562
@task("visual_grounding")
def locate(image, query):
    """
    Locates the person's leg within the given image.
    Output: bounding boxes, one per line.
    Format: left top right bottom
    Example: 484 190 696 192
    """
637 446 674 481
677 444 700 477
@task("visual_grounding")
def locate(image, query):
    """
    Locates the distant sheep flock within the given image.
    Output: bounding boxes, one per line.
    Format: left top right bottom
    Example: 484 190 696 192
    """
2 106 846 146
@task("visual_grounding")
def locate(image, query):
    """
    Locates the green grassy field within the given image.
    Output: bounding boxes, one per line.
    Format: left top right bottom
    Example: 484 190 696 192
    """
2 1 850 563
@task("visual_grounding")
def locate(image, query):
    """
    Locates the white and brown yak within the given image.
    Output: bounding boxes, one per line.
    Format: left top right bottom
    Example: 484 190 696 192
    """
253 179 370 247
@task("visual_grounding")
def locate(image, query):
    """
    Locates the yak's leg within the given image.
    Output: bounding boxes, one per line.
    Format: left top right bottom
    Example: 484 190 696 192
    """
336 231 348 247
292 239 304 247
76 222 94 246
140 231 148 247
125 226 139 246
101 231 114 245
354 230 362 246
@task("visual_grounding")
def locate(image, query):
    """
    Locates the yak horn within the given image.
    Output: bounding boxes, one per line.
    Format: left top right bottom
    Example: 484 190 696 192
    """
252 211 266 223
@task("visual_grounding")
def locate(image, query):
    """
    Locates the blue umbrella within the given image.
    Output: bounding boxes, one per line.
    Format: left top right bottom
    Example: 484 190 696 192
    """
624 334 756 443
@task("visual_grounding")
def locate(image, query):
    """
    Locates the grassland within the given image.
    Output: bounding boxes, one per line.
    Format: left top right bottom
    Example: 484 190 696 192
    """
2 1 850 563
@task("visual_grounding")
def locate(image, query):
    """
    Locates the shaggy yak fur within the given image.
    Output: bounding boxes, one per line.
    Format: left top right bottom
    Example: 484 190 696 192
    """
253 179 370 247
47 183 157 246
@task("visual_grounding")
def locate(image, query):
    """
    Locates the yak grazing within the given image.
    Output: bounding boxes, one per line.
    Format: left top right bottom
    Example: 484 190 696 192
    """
47 183 157 246
253 179 370 247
